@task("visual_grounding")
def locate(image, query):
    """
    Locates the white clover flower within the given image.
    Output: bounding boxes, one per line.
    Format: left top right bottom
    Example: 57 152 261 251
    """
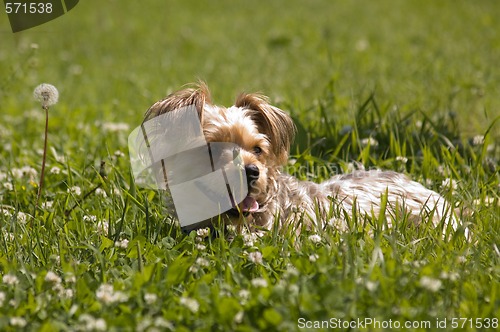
45 271 62 284
234 310 244 324
3 232 15 242
42 201 53 209
440 271 459 282
365 280 378 292
308 234 322 244
360 137 379 147
441 178 458 191
83 215 97 222
1 208 12 218
102 122 130 132
195 257 210 267
355 39 369 51
114 150 125 158
251 277 268 288
196 243 206 251
10 317 27 328
243 233 258 247
96 284 128 304
288 284 299 296
65 274 76 284
144 293 158 305
472 135 485 146
114 239 129 249
16 212 28 224
79 314 107 331
11 168 23 179
248 251 263 264
420 276 442 292
14 166 38 180
180 296 199 313
153 317 174 330
0 171 7 181
2 274 19 286
309 254 319 262
0 291 6 306
226 224 236 233
456 256 467 264
2 182 13 191
188 265 199 273
283 264 299 278
33 83 59 109
196 228 210 238
68 186 82 196
396 156 408 163
95 188 107 198
63 288 74 299
49 166 61 175
97 221 109 235
473 197 496 206
238 289 250 301
52 283 73 299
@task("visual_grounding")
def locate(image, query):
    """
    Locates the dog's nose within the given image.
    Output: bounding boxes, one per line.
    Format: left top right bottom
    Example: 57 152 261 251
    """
245 164 259 181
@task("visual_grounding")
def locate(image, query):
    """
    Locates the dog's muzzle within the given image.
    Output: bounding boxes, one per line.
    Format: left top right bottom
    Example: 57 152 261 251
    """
227 164 260 216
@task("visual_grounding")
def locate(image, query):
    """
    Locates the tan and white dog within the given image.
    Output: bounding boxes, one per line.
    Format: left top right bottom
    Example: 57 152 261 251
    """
143 83 462 236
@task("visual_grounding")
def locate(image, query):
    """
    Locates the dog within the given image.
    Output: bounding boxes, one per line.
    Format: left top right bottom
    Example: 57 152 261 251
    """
142 83 462 237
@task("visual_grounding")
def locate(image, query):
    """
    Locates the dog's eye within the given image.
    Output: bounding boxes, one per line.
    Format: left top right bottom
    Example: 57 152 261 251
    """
252 146 263 155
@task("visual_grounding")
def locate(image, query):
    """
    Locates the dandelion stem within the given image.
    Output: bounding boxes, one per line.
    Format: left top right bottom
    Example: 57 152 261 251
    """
36 106 49 209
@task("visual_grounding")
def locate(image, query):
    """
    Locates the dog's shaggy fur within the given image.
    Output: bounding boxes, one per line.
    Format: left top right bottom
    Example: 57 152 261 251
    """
144 83 460 235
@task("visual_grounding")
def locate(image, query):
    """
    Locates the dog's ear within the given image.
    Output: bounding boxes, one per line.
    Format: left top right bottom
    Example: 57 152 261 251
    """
144 82 211 123
235 93 296 164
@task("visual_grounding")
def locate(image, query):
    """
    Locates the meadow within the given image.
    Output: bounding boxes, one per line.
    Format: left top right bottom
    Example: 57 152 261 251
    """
0 0 499 331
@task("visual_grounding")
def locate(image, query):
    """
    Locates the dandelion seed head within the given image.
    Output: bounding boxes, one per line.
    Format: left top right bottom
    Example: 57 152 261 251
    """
33 83 59 108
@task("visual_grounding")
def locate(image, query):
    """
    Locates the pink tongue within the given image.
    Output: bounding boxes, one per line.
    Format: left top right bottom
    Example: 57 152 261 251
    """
239 196 259 212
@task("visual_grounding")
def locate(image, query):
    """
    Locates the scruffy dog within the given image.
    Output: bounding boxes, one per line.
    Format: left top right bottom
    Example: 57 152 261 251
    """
143 83 461 235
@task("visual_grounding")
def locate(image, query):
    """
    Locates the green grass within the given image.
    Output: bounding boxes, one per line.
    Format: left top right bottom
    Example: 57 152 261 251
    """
1 0 499 331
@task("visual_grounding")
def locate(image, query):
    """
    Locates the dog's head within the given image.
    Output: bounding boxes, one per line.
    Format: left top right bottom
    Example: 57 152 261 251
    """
144 82 296 230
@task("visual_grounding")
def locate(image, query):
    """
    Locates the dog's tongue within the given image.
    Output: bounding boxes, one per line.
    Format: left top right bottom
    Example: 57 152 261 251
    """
239 196 259 212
